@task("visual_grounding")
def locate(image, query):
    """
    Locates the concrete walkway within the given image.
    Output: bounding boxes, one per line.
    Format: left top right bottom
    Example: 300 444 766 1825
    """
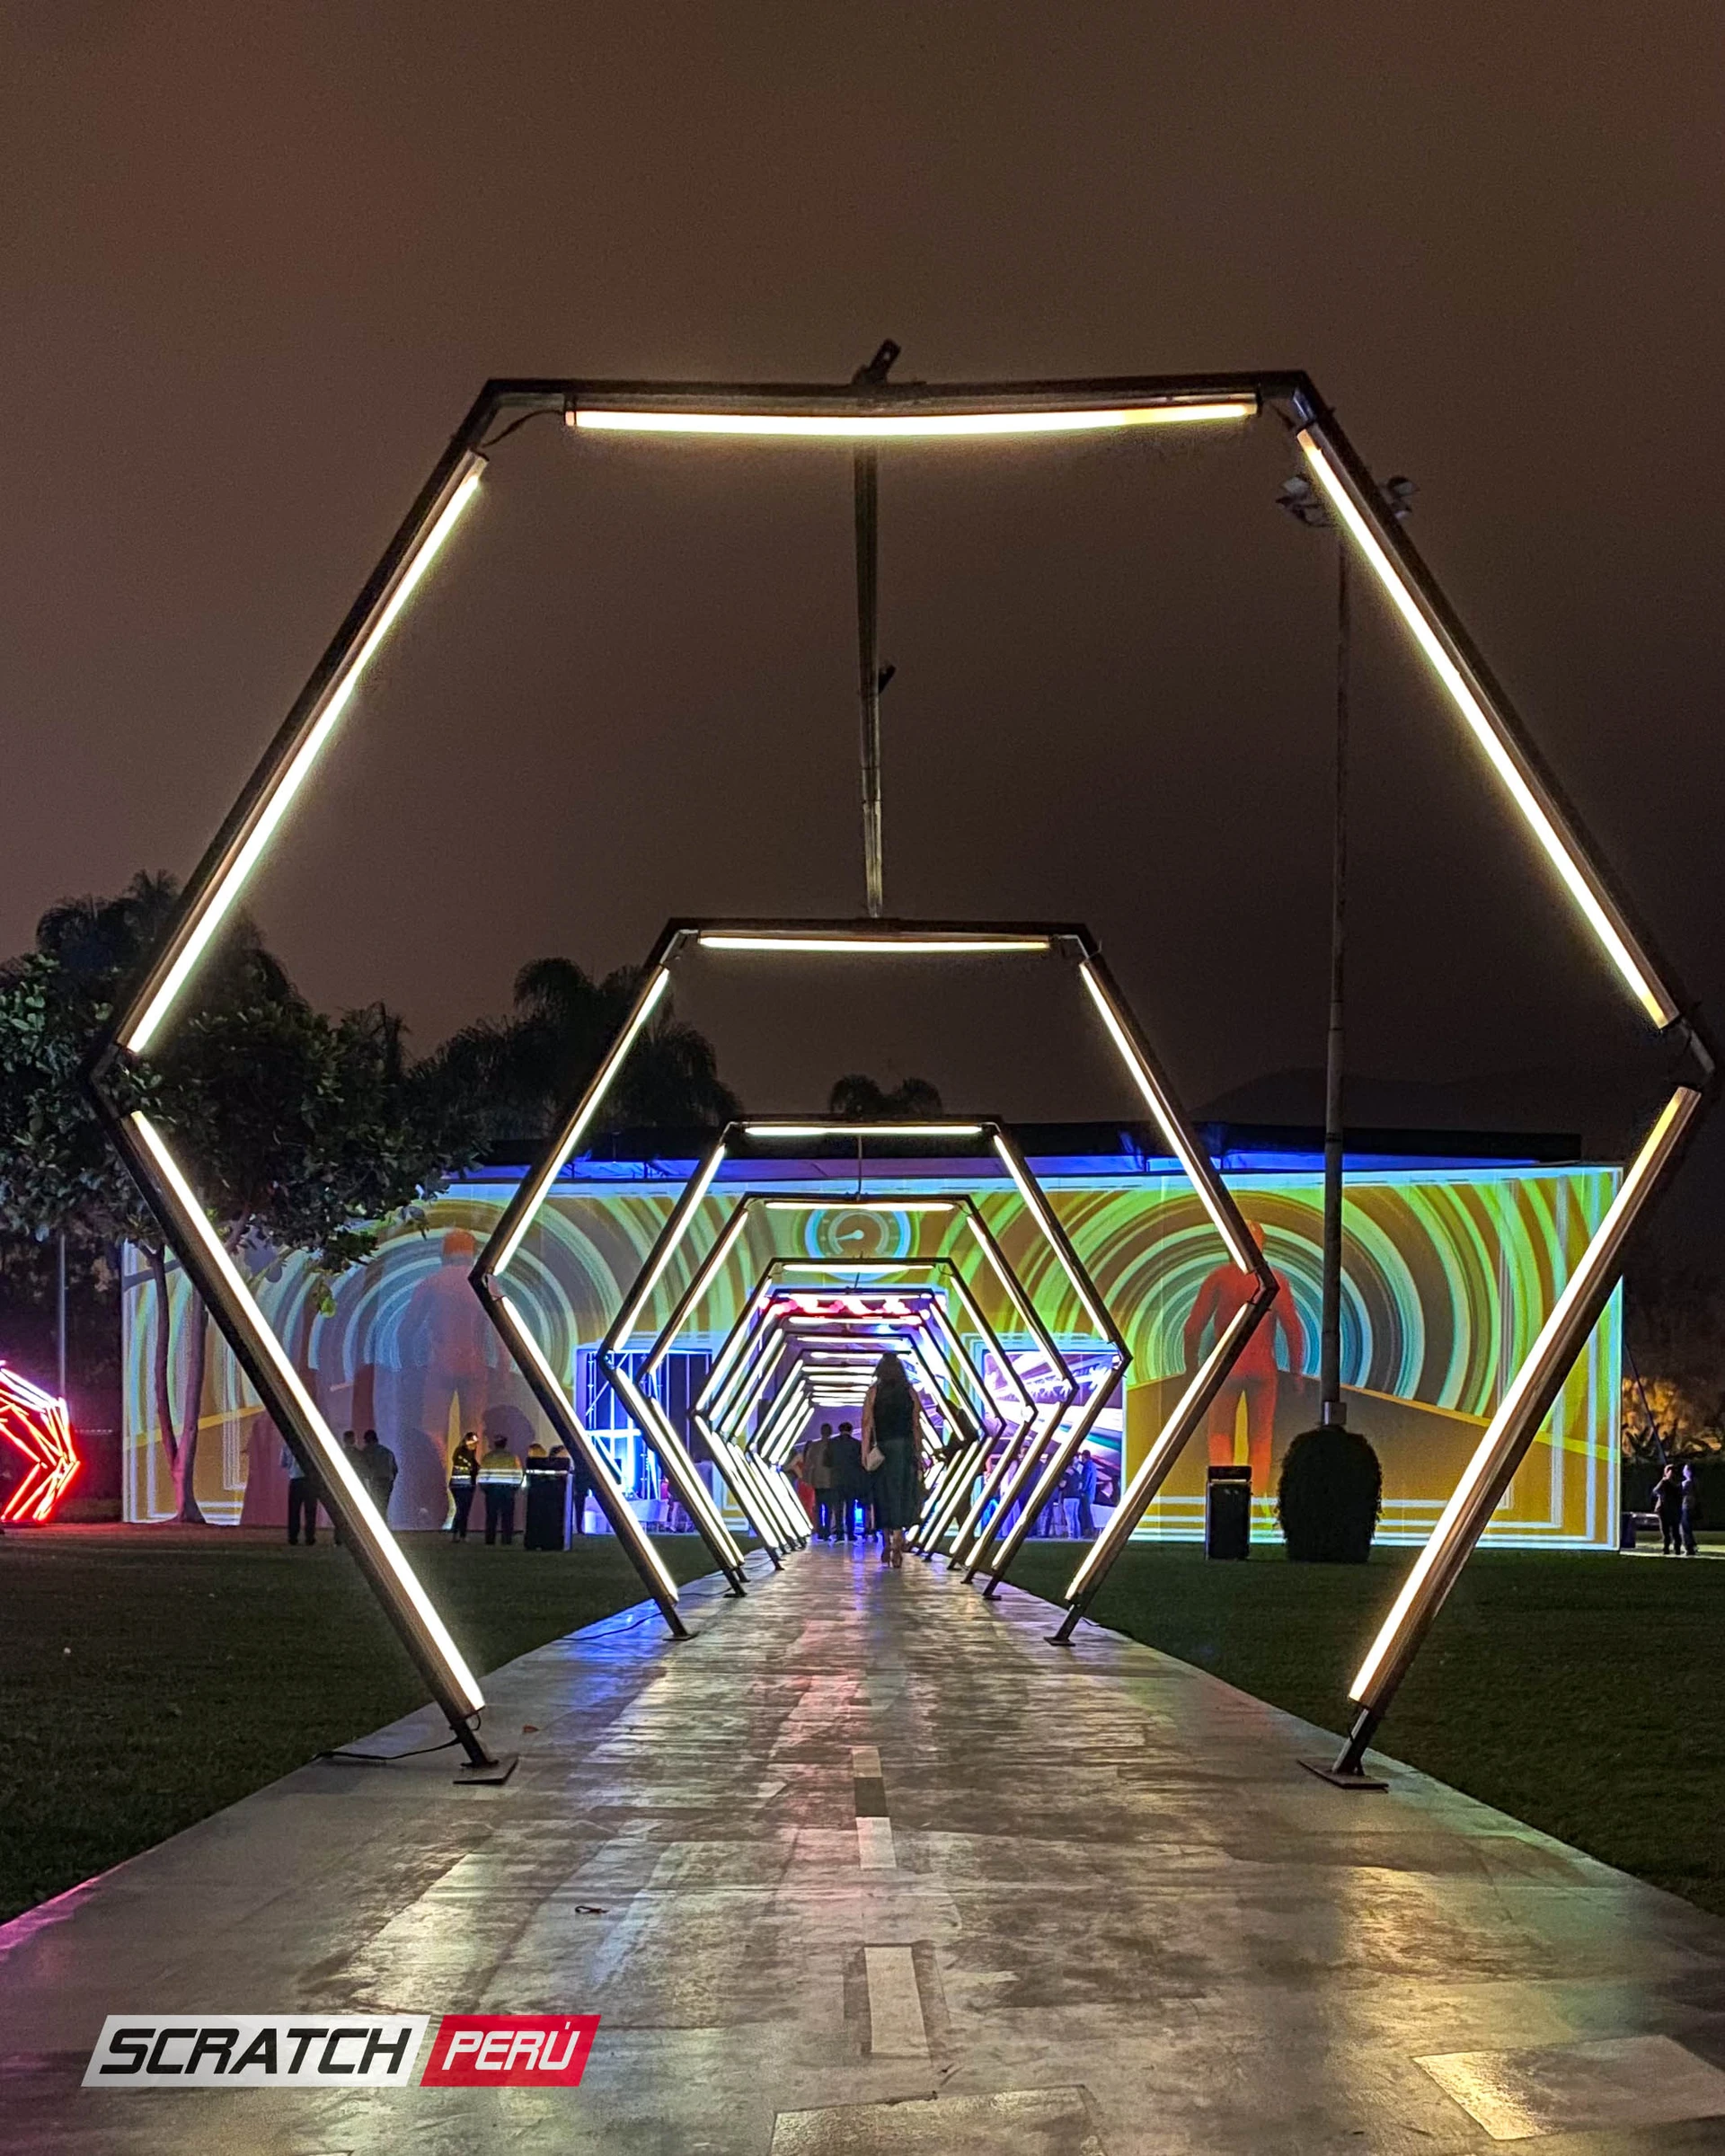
7 1546 1725 2152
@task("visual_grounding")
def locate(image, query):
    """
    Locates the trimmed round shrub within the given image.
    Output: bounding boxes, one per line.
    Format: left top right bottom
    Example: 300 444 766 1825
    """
1277 1424 1382 1563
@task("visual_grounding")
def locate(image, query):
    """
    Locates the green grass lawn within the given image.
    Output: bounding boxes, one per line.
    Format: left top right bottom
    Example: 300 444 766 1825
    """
1002 1539 1725 1917
0 1529 736 1925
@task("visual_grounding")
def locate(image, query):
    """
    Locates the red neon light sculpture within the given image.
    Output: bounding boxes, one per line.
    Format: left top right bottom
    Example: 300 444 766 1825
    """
0 1362 80 1524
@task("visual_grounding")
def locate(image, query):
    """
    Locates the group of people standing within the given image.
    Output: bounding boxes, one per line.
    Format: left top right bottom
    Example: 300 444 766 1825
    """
447 1433 593 1548
282 1427 397 1544
790 1352 924 1568
1651 1460 1703 1556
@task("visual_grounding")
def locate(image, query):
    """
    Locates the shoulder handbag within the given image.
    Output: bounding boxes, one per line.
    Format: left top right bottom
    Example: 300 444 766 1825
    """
862 1437 885 1472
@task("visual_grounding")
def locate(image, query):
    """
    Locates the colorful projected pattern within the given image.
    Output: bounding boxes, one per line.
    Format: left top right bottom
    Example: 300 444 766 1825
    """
122 1158 1620 1548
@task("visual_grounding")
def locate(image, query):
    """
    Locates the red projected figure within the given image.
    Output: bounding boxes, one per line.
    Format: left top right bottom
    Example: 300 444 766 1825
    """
1181 1224 1306 1496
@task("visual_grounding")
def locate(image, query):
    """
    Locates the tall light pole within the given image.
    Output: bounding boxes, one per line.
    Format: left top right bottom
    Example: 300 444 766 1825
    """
1278 469 1413 1427
852 340 899 915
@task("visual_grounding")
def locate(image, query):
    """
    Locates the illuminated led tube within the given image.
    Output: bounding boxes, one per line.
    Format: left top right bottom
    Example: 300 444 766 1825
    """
605 1133 730 1350
977 1354 1126 1588
606 1362 745 1572
128 1111 486 1711
1297 426 1675 1029
575 402 1256 440
761 1198 956 1213
1076 959 1259 1272
700 932 1052 954
645 1202 753 1375
495 1294 683 1608
1063 1296 1270 1605
124 455 484 1056
746 1122 984 1140
991 1130 1114 1339
1349 1085 1702 1711
707 1297 792 1416
487 967 671 1279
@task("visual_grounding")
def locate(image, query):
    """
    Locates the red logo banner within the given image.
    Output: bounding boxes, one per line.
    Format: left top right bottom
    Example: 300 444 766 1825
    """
420 2015 598 2087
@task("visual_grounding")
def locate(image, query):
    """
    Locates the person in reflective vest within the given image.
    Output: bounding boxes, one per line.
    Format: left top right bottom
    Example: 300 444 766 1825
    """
477 1436 526 1545
448 1433 480 1540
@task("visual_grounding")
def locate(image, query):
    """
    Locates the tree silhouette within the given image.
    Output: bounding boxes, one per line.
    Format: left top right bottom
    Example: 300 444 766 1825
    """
827 1073 944 1119
425 955 739 1144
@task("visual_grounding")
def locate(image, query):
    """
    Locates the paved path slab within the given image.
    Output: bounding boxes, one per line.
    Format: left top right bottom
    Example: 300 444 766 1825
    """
5 1545 1725 2151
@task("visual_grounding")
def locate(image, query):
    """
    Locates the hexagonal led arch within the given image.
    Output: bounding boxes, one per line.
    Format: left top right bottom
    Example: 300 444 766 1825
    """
638 1190 1036 1553
89 372 1711 1781
589 1153 1081 1567
679 1226 1039 1539
656 1188 1039 1445
473 932 1269 1652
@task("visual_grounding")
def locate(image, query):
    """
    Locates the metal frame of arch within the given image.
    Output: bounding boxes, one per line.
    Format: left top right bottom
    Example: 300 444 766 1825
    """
87 370 1710 1780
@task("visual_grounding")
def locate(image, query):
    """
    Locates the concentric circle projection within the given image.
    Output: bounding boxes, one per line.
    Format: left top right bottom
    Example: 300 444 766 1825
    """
124 1153 1622 1555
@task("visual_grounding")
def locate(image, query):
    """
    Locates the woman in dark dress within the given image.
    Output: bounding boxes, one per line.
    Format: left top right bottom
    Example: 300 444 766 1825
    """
862 1352 922 1569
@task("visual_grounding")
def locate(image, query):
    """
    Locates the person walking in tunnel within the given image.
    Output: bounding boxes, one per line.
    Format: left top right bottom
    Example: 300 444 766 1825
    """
828 1420 864 1542
862 1352 921 1570
807 1422 836 1540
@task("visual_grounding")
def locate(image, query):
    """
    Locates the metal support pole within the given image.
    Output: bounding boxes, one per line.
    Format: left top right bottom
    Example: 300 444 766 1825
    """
56 1231 67 1403
854 447 884 917
1320 546 1349 1424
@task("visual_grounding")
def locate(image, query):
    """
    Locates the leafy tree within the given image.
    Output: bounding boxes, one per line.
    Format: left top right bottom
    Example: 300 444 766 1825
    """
424 954 739 1144
828 1073 944 1119
0 877 474 1521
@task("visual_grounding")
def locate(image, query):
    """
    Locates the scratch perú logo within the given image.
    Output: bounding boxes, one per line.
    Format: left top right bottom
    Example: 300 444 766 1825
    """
84 2017 427 2088
84 2012 600 2090
420 2015 599 2085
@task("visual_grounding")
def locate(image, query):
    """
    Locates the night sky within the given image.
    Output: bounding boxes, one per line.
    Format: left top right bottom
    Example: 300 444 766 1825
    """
4 5 1722 1245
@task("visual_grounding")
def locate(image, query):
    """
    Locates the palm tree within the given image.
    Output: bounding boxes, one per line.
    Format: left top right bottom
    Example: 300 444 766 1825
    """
828 1074 944 1118
427 956 739 1144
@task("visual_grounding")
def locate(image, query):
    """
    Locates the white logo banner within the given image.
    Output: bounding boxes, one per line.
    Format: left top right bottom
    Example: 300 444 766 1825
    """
84 2015 429 2088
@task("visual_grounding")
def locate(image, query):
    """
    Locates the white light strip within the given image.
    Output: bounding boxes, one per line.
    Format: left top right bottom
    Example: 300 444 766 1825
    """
990 1135 1112 1338
1298 429 1673 1028
941 1271 1032 1418
576 402 1255 440
129 1112 485 1709
703 1277 776 1399
645 1205 752 1374
707 1319 783 1427
1076 963 1256 1270
762 1198 956 1213
1349 1088 1695 1701
611 1138 728 1344
745 1122 984 1139
494 968 671 1276
955 1215 1039 1336
699 932 1051 953
127 462 484 1055
497 1294 681 1604
608 1365 743 1563
781 1262 931 1277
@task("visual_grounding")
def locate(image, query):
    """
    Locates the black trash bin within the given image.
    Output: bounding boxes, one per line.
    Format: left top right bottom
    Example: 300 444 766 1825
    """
1205 1464 1252 1560
523 1455 573 1551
